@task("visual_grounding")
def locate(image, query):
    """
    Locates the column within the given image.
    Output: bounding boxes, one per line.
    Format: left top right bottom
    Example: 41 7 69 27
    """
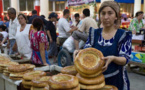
40 0 48 19
134 0 141 16
90 5 94 18
53 1 55 12
34 0 40 16
143 0 145 13
101 0 114 4
10 0 19 14
0 0 4 20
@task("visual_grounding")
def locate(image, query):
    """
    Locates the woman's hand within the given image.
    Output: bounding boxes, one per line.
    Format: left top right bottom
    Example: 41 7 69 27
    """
102 56 115 72
43 62 49 66
50 39 53 43
73 50 81 60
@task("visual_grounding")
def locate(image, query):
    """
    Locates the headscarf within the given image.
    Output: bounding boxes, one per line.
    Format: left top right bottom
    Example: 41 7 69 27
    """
98 1 120 28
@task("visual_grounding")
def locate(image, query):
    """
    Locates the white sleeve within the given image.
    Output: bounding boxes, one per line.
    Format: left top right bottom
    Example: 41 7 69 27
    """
62 20 71 32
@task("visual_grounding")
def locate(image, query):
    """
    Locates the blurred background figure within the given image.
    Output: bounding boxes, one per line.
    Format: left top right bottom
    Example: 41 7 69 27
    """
7 8 20 55
128 11 145 34
0 25 8 44
58 9 77 46
46 12 58 63
13 14 32 59
30 18 50 66
41 15 46 19
0 17 3 25
72 13 81 28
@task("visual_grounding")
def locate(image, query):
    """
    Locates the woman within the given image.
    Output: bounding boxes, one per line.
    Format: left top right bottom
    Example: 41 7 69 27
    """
128 11 145 34
13 14 32 59
74 1 131 90
30 18 50 66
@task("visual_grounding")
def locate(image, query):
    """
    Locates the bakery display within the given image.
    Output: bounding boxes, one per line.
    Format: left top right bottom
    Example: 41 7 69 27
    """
74 48 105 89
49 74 79 90
61 65 77 76
98 85 118 90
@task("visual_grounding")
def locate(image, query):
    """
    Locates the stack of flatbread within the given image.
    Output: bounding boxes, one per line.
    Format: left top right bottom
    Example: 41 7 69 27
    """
0 60 19 76
22 70 46 89
8 64 35 80
31 76 50 90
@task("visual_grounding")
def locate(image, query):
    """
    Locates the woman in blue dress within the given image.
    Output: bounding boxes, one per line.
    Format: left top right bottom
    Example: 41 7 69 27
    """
74 1 132 90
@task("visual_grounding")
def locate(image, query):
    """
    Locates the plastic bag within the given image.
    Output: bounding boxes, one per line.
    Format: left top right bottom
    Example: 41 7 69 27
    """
63 36 75 53
62 36 85 53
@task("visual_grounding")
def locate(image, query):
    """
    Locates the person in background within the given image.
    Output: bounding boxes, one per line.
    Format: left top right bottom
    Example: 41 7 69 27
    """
142 15 145 25
68 17 72 26
0 25 8 44
46 12 58 63
30 18 50 66
3 17 9 29
72 13 81 28
58 9 77 46
128 11 145 34
41 15 46 19
28 10 47 26
7 8 20 55
28 10 38 24
72 9 98 50
0 17 3 25
12 14 32 59
74 1 131 90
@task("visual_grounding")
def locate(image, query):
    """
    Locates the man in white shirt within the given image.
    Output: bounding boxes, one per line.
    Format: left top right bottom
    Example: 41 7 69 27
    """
7 8 20 55
72 9 98 50
58 9 77 46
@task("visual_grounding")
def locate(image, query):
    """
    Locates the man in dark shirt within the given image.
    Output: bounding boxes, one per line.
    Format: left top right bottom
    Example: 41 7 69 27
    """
46 12 58 63
28 10 47 27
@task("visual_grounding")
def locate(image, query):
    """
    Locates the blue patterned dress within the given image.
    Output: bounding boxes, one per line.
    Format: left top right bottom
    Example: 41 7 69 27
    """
84 28 132 90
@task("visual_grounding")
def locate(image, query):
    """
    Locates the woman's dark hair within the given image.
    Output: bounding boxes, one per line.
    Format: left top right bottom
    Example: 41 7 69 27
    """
135 11 144 17
83 9 90 17
32 18 43 31
18 13 28 23
0 25 7 31
74 13 80 18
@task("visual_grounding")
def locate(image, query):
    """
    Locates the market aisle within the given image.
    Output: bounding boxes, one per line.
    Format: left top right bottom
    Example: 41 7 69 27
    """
128 72 145 90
